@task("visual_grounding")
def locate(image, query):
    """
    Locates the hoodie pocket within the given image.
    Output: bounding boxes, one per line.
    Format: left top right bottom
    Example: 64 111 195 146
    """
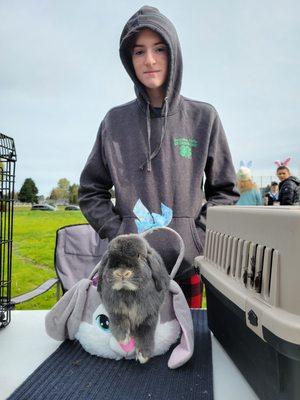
142 217 204 279
189 219 205 254
114 217 204 279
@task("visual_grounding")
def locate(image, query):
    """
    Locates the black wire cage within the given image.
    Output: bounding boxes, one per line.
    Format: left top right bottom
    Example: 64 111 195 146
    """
0 133 17 328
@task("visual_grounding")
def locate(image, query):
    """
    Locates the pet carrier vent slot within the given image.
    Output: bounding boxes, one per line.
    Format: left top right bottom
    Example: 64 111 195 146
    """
213 232 220 265
240 241 250 283
229 237 238 277
204 229 211 259
234 239 243 278
209 231 217 264
261 247 275 300
217 233 224 267
224 235 232 274
207 229 214 261
245 243 258 288
220 234 229 272
253 245 264 293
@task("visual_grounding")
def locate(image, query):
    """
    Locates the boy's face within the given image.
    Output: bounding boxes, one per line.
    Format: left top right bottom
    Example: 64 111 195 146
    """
132 29 168 92
271 184 278 193
277 168 290 182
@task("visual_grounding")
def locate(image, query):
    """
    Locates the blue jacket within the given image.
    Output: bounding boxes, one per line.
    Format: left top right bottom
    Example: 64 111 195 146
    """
237 188 263 206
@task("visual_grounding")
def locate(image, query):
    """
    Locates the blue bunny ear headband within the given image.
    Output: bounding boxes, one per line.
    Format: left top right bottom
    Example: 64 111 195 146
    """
239 160 252 168
133 199 173 234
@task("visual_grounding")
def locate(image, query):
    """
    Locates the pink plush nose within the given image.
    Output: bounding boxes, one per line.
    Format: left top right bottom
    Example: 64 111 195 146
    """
119 337 135 353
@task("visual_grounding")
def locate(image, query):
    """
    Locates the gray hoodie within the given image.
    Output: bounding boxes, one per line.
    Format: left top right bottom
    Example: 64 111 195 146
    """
79 6 239 279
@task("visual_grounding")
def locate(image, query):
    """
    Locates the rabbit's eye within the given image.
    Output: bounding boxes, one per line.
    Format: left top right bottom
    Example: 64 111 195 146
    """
96 314 110 332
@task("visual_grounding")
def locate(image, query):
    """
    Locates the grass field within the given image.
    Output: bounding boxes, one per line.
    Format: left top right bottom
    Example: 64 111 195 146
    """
12 206 86 310
12 205 206 309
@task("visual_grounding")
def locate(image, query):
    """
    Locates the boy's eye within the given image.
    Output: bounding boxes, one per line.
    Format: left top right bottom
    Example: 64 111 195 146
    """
133 50 144 56
155 46 166 53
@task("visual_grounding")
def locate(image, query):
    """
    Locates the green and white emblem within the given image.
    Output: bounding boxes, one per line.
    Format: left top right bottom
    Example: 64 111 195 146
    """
173 138 198 159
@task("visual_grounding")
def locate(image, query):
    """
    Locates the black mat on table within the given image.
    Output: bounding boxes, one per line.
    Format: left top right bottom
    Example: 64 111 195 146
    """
8 310 213 400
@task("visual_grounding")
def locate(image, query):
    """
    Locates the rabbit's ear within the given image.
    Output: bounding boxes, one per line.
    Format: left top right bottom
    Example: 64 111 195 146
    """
97 251 109 295
167 280 194 369
45 279 91 341
146 248 165 291
239 160 245 167
274 160 281 167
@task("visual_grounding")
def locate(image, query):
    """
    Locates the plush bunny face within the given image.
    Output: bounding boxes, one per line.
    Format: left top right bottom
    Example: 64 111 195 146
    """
45 277 194 369
75 300 181 360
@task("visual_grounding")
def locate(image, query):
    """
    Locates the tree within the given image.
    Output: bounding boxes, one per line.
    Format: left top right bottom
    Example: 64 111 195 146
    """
49 188 64 201
18 178 38 203
49 178 70 202
69 184 79 204
58 178 70 192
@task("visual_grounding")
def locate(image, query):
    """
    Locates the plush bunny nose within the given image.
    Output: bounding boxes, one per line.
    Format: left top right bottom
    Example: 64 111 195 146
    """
119 337 136 353
113 269 133 279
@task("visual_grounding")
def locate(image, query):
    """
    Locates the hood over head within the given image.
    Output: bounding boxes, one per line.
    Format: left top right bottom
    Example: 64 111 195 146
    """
119 5 182 116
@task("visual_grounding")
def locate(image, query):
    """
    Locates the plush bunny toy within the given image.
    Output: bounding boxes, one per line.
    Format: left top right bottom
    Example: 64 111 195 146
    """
45 227 194 369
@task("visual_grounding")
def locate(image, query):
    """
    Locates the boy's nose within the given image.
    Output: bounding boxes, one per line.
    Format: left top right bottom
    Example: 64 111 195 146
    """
145 50 156 66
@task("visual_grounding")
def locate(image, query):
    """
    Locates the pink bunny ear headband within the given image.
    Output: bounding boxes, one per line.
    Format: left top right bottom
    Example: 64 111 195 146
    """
274 157 291 167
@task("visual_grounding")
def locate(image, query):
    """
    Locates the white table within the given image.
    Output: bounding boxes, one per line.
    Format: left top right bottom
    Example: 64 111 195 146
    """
0 311 259 400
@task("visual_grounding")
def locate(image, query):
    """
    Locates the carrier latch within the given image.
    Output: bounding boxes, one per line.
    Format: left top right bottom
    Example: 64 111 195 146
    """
248 309 258 327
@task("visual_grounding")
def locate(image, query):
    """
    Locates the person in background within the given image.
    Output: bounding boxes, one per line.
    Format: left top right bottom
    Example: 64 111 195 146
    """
275 158 300 205
78 6 239 308
236 166 263 206
265 181 279 205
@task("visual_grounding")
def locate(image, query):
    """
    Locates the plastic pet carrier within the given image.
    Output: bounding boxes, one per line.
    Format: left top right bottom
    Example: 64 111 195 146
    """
0 133 17 328
195 205 300 400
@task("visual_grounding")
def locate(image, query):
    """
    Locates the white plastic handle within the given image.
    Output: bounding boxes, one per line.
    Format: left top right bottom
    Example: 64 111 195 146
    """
141 226 185 279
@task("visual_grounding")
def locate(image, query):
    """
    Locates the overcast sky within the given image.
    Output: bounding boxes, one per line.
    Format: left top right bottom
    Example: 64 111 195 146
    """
1 0 299 196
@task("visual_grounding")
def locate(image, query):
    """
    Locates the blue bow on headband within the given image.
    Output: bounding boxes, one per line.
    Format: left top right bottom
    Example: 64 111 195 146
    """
239 160 252 168
133 199 173 233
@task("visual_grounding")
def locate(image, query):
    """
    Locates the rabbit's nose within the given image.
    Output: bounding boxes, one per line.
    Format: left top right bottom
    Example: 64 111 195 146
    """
114 269 133 279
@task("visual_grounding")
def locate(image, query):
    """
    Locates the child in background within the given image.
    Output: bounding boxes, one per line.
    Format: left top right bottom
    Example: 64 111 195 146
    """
265 181 279 205
236 165 263 206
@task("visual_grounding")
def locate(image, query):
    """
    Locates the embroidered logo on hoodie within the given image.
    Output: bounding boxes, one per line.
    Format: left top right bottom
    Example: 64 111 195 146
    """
174 138 198 159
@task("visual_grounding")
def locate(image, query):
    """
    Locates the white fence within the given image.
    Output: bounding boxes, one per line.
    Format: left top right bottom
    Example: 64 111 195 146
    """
252 176 278 189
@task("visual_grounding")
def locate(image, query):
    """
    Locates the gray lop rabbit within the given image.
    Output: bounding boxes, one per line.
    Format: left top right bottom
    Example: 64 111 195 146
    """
97 233 170 364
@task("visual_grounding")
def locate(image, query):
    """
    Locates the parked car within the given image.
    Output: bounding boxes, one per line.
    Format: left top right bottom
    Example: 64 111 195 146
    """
65 205 80 211
31 204 56 211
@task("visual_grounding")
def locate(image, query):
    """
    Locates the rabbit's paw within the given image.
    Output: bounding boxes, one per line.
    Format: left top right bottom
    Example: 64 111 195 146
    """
136 350 149 364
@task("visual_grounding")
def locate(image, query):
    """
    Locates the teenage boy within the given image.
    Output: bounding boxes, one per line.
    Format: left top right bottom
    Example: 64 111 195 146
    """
79 6 239 307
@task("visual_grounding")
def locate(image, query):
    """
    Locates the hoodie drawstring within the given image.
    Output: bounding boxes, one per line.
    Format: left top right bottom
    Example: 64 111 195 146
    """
146 102 151 172
140 97 169 172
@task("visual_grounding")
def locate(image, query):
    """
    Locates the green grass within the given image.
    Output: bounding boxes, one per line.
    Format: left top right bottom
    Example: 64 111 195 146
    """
12 206 86 310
